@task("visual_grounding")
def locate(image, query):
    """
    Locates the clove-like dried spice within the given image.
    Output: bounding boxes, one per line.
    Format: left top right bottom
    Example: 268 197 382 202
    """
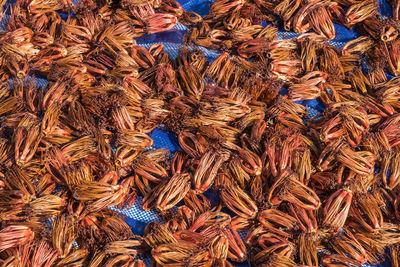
1 0 400 266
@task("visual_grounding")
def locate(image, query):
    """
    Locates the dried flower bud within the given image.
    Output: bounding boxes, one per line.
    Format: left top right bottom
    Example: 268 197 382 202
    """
0 225 34 252
55 249 88 267
155 173 191 212
268 170 321 210
104 238 142 255
52 214 76 257
257 209 297 238
220 178 258 219
322 188 352 231
152 242 195 265
193 150 229 193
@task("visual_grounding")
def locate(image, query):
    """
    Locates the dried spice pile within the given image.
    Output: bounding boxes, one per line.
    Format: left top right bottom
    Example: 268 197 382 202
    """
1 0 400 266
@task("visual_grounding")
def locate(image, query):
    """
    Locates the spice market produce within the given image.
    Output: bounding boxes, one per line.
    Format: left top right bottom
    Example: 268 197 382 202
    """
1 0 400 266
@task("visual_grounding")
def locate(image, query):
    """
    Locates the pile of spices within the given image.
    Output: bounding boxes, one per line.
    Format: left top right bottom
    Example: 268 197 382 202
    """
1 0 400 266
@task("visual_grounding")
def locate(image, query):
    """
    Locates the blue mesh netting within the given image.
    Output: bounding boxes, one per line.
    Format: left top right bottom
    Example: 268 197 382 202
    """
0 0 396 266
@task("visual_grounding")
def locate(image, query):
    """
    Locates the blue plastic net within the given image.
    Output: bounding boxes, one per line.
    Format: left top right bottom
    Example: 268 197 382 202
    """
0 0 396 266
